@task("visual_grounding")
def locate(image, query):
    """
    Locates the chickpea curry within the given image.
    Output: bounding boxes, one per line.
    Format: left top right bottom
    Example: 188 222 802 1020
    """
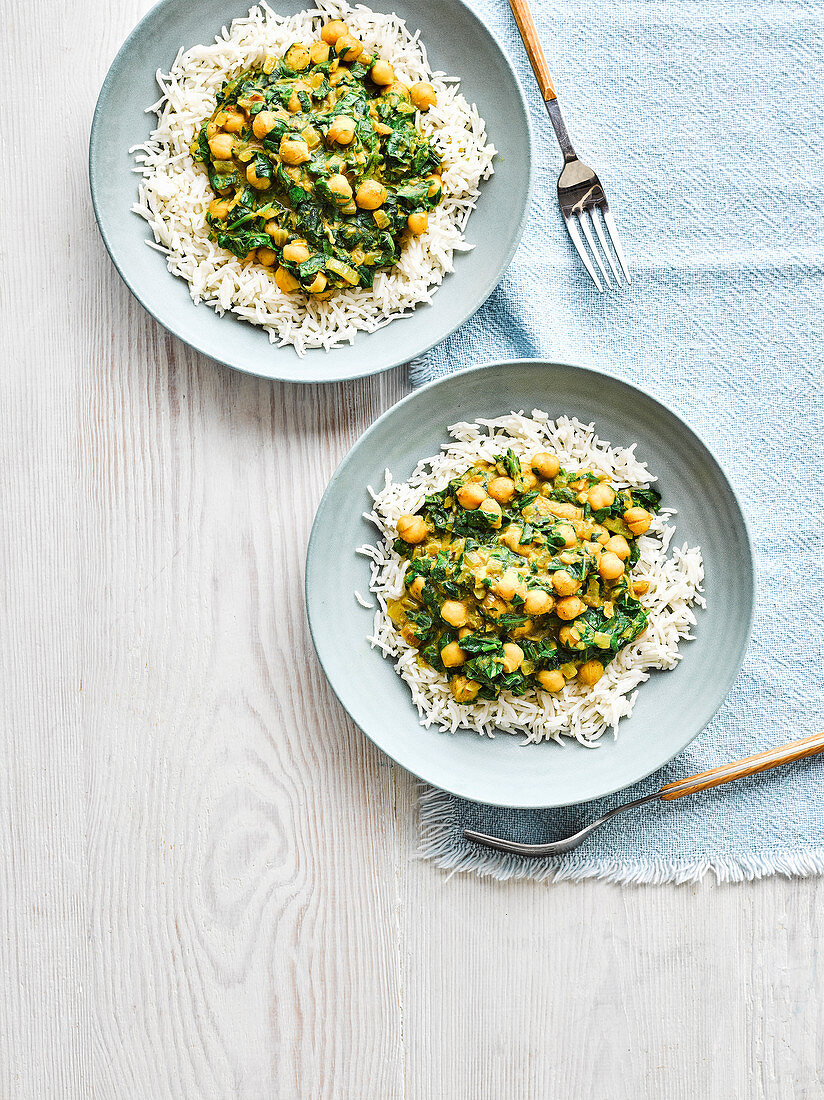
390 449 661 704
192 19 442 295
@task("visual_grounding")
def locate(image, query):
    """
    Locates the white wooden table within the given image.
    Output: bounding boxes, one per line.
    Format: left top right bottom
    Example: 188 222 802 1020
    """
1 1 822 1095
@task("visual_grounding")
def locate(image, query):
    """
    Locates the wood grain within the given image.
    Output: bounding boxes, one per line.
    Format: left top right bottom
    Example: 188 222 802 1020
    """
508 0 557 101
661 731 824 801
0 0 822 1096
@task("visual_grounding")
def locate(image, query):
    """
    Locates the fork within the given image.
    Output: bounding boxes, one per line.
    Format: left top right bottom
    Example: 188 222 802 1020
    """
463 730 824 857
508 0 630 291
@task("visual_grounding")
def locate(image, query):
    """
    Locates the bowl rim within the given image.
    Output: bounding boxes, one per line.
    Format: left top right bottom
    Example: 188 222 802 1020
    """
88 0 535 384
305 357 756 808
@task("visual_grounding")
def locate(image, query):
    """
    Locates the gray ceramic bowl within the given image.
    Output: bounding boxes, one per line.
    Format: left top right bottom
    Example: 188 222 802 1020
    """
89 0 533 383
305 360 755 808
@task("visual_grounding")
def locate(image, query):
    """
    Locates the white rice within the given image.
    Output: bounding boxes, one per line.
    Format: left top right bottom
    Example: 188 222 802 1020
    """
358 412 706 746
131 1 496 356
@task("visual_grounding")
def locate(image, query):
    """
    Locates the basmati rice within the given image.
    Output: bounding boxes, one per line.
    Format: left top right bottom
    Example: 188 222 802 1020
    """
131 1 496 356
358 412 705 746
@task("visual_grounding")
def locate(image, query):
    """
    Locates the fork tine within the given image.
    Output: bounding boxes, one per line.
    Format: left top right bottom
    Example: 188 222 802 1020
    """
602 209 631 283
591 209 621 286
578 212 612 289
563 214 603 291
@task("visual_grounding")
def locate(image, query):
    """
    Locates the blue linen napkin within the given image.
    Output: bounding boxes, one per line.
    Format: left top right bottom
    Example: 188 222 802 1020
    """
412 0 824 882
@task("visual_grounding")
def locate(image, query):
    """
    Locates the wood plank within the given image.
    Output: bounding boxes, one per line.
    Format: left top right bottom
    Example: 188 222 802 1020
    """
0 0 94 1091
397 793 824 1099
80 251 410 1095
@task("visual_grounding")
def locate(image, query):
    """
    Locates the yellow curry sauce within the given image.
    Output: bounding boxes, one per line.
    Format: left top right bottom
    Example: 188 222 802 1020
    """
192 19 442 295
389 447 659 703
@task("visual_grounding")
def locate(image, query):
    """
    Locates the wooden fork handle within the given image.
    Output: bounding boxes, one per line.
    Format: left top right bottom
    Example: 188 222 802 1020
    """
659 731 824 801
508 0 557 102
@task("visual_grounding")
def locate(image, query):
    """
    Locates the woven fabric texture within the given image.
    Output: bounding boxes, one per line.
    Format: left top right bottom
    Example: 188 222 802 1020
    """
412 0 824 882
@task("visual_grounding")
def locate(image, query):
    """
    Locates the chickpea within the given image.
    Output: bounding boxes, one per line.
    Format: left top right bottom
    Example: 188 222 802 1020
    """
501 525 529 553
222 108 245 133
479 498 502 528
556 595 586 621
407 211 428 235
536 669 565 693
458 627 473 639
306 272 328 295
502 642 524 674
410 81 437 110
321 20 348 44
274 265 300 293
252 110 278 139
266 222 289 245
327 173 353 204
559 624 583 649
456 481 487 510
256 247 277 267
605 534 631 560
532 451 560 480
587 482 615 511
356 179 387 210
287 83 310 113
556 522 577 548
524 589 553 616
208 198 230 220
441 641 466 669
282 240 311 264
633 579 650 596
284 43 311 71
578 659 605 687
335 34 363 62
409 576 426 601
246 162 271 190
451 675 481 703
208 133 235 159
488 477 515 504
510 619 534 640
280 137 311 165
547 501 580 520
520 465 538 491
495 571 521 601
523 497 551 521
310 40 330 64
371 59 395 86
383 80 410 99
598 552 625 581
426 174 442 199
245 250 257 265
625 507 652 536
441 600 468 628
397 514 428 545
327 116 356 145
551 569 579 596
